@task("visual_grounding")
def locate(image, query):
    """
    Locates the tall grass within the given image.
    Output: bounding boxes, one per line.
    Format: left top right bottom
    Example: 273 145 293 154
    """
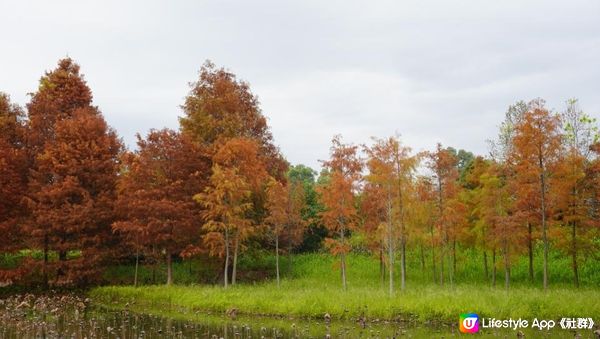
92 252 600 322
92 282 600 322
102 244 600 288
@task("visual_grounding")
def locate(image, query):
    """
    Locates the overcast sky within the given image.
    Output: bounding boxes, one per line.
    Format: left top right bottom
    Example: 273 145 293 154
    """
1 0 599 170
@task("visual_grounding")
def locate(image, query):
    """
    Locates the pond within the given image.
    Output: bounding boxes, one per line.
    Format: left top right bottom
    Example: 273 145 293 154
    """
0 294 595 338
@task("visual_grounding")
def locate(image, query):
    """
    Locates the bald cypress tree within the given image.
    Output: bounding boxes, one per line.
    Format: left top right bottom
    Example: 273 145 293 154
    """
0 93 28 282
24 58 122 286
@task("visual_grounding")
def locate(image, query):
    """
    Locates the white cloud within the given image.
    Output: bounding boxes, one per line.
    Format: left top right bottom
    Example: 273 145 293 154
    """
1 0 599 171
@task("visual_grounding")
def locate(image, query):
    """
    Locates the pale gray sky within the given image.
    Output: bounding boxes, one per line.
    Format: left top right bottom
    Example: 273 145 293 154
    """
1 0 599 170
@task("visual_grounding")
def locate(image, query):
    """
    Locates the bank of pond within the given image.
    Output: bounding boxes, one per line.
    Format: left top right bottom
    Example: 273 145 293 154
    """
2 253 600 337
1 292 599 338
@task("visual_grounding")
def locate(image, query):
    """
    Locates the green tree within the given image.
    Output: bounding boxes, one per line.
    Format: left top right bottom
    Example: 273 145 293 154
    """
288 165 326 253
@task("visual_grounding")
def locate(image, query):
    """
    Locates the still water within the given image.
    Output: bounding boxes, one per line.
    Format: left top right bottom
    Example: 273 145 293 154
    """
0 294 595 338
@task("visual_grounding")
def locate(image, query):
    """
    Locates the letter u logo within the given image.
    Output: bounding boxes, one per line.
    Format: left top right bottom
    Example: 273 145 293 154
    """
460 313 479 333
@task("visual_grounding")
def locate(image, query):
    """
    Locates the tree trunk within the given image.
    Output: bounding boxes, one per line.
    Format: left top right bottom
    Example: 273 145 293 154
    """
430 226 436 283
527 221 534 283
400 238 406 291
152 262 156 284
134 247 139 287
340 226 347 291
396 165 406 292
232 230 239 286
483 250 488 281
224 229 230 288
450 239 456 287
492 248 496 287
152 246 157 284
275 235 280 288
43 235 49 289
452 240 457 275
539 159 549 291
287 238 293 275
287 194 294 276
437 175 444 286
287 250 293 276
387 198 394 295
447 245 453 287
440 247 444 286
572 222 579 288
420 243 425 271
504 240 510 291
57 250 67 279
166 251 172 286
380 246 385 287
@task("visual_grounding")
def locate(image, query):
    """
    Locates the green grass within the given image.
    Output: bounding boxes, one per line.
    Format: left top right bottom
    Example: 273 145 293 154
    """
91 252 600 323
101 245 600 288
91 282 600 321
0 250 81 269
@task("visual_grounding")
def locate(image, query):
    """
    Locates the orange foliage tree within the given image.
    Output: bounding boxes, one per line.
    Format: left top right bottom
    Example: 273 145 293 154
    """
478 162 523 289
426 143 459 286
413 176 438 282
265 178 306 287
552 99 599 287
181 61 288 286
318 135 362 290
511 101 562 290
0 93 28 283
364 136 417 292
444 187 468 283
462 156 493 281
195 137 268 287
490 100 538 282
281 179 308 261
113 129 207 285
24 59 122 286
360 181 387 285
588 143 600 255
180 61 287 180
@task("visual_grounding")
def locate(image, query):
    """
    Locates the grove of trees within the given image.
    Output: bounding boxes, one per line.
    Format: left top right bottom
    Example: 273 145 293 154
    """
1 58 599 292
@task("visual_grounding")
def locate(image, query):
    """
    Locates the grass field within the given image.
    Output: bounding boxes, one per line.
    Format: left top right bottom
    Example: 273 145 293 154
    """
102 245 600 288
92 251 600 323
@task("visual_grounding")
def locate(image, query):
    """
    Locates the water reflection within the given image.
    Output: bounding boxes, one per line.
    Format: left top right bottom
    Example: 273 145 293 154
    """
0 294 593 338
